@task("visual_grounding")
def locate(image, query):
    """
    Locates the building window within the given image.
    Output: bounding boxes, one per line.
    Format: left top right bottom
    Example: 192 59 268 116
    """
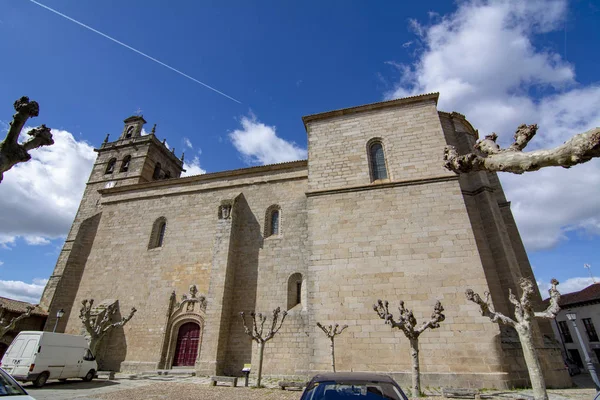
164 170 171 179
120 155 131 172
287 273 303 310
583 318 599 342
105 158 117 174
558 320 573 343
153 162 162 180
125 126 134 138
264 205 281 237
568 349 584 368
368 140 388 181
148 217 167 249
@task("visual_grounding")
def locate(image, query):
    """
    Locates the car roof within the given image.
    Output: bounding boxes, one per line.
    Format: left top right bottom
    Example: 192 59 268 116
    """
310 372 396 383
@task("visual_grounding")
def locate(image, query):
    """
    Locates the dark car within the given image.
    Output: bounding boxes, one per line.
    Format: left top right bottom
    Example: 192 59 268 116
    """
300 372 409 400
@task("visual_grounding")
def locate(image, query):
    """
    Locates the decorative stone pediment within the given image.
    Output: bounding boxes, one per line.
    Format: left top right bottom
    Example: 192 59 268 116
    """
173 285 207 316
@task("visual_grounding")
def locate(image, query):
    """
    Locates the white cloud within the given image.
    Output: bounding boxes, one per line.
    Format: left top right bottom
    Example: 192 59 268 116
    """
386 0 600 251
181 156 206 177
0 278 48 304
538 276 599 298
0 261 4 266
229 114 307 165
183 137 193 149
0 128 96 246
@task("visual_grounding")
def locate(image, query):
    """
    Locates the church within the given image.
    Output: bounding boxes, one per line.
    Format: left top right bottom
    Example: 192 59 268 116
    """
39 93 570 388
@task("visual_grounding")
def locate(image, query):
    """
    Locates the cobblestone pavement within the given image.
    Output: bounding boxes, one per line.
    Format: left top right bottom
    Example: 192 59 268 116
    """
25 376 599 400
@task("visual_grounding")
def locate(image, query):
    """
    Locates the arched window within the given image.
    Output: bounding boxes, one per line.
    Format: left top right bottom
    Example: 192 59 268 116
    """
164 170 171 179
153 162 162 180
287 273 303 310
368 140 388 181
105 158 117 174
120 155 131 172
148 217 167 249
125 126 134 138
264 205 281 237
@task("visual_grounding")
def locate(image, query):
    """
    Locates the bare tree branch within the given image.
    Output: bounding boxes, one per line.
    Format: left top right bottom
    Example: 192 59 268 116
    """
0 305 34 339
79 299 137 356
374 299 445 397
534 279 561 319
444 124 600 174
466 279 561 400
465 289 516 326
316 322 349 372
0 97 54 183
239 307 288 387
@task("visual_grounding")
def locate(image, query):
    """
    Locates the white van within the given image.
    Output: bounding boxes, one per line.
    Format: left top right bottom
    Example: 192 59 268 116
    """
0 331 97 387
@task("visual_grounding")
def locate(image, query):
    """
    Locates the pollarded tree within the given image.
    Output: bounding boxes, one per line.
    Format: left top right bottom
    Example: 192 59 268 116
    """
316 322 348 372
0 304 33 339
465 278 560 400
444 124 600 174
239 307 287 387
0 96 54 183
79 299 137 356
373 300 445 397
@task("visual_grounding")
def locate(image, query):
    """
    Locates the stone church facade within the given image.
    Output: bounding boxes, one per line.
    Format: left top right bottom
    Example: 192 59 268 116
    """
39 93 570 388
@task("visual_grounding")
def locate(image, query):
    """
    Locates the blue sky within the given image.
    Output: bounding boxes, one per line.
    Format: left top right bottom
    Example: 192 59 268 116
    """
0 0 599 303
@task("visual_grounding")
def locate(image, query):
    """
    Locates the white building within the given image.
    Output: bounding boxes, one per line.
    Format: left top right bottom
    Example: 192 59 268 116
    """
549 283 600 371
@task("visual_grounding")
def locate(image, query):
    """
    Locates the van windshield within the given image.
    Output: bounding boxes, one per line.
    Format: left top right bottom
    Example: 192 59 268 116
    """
0 368 27 396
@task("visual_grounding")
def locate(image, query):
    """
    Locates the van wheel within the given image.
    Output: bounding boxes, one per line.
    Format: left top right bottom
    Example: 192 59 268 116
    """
83 369 95 382
33 372 49 388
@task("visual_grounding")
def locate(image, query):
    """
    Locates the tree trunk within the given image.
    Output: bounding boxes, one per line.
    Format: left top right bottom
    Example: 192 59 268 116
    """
330 338 336 372
256 341 265 387
409 338 421 397
516 326 547 400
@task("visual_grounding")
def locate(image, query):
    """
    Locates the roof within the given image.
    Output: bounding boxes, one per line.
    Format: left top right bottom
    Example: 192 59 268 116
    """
0 296 47 316
309 372 397 383
301 92 439 130
543 283 600 308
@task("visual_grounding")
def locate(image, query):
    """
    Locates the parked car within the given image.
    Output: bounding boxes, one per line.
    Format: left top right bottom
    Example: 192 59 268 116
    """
0 367 36 398
564 359 581 376
300 372 409 400
0 331 97 387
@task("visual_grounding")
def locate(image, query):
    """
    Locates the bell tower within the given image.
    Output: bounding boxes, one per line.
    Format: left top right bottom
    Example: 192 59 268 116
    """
120 115 146 140
40 113 185 332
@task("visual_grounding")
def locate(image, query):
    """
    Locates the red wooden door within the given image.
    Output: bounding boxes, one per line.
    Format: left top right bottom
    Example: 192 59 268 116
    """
173 322 200 366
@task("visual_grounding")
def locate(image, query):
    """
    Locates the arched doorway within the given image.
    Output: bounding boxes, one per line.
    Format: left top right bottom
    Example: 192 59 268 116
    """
172 322 200 367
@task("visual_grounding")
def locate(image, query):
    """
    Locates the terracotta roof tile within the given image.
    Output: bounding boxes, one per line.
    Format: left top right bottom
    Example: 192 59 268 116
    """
0 296 47 316
543 283 600 308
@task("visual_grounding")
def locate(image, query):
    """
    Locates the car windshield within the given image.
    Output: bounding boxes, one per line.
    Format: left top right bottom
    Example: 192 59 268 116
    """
303 380 406 400
0 369 27 396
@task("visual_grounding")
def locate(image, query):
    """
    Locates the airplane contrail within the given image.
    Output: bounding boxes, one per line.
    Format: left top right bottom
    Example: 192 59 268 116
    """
29 0 242 104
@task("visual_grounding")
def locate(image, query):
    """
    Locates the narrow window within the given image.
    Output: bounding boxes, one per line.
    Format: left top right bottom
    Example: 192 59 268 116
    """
369 141 388 181
157 222 166 247
264 205 281 237
105 158 117 174
296 281 302 305
558 321 573 343
271 210 279 236
120 155 131 172
148 217 167 249
153 162 162 180
583 318 599 342
125 126 134 138
287 273 303 310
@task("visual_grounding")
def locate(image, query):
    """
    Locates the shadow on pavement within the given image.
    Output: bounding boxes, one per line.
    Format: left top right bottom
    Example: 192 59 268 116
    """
24 379 119 390
571 373 598 389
